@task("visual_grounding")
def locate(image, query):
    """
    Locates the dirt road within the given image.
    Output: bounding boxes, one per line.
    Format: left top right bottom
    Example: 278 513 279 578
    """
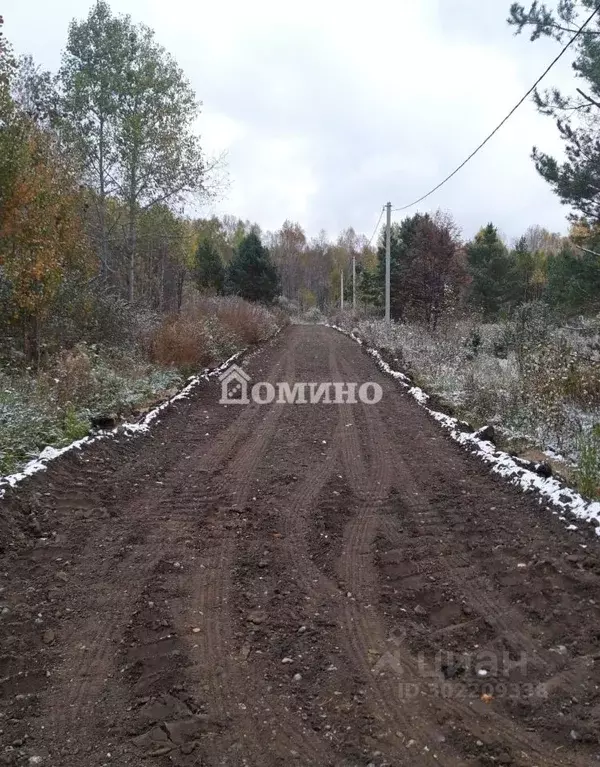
2 325 600 766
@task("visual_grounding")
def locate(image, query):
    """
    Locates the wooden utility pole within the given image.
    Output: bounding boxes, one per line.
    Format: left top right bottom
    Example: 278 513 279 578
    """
385 202 391 324
340 270 344 311
352 252 356 312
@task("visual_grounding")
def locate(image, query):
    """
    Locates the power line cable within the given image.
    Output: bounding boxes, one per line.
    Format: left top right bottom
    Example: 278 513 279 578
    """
368 205 385 246
392 3 600 213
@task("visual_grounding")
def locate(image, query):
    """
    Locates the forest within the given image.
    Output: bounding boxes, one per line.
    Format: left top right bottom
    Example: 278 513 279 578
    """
2 0 600 499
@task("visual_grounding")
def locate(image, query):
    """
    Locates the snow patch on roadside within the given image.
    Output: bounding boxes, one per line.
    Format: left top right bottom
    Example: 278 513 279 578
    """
327 323 600 535
0 350 243 499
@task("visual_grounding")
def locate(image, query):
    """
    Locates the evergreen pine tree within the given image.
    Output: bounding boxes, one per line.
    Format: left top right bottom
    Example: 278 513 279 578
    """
227 231 279 303
376 214 427 320
194 238 224 294
545 245 600 316
509 2 600 224
467 224 519 318
357 266 382 307
513 236 536 304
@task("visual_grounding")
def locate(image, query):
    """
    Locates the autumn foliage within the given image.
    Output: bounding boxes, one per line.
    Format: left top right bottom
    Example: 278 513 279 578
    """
0 127 92 358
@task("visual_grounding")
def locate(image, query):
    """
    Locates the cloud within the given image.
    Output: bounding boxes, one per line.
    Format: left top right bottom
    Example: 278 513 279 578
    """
6 0 577 241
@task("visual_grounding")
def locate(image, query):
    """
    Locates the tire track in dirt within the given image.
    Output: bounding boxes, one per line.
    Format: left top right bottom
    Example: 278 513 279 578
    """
331 341 585 765
224 329 354 762
174 332 340 765
25 334 296 764
45 452 228 761
333 330 596 765
376 496 600 765
275 333 344 601
5 325 600 766
330 346 448 764
119 336 329 765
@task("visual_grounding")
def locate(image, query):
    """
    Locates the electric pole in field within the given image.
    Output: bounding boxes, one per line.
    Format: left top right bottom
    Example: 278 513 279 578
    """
385 201 391 324
352 251 356 312
340 270 344 311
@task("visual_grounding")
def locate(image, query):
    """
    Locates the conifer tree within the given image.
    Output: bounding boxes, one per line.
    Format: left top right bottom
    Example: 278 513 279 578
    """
227 231 279 303
194 239 224 294
467 224 518 317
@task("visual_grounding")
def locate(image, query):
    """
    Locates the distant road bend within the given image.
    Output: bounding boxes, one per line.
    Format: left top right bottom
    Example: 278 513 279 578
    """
2 325 600 766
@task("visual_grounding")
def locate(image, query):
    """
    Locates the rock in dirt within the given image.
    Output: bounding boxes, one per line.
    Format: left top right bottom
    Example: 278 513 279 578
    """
514 456 553 478
247 609 266 625
454 420 473 434
534 461 552 478
240 644 251 660
474 425 496 444
91 413 118 430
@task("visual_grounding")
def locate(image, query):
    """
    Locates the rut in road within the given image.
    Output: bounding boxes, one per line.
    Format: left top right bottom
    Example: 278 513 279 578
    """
1 324 600 766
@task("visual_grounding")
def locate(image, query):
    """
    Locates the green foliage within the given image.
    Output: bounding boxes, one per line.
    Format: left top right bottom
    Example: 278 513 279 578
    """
227 232 280 303
62 404 90 442
465 327 482 359
357 267 382 307
467 224 519 318
513 237 536 303
13 54 59 127
0 24 25 221
508 300 555 346
0 349 185 475
376 211 464 324
377 215 423 320
60 0 207 302
577 424 600 499
508 2 600 223
194 239 224 294
59 0 124 198
501 301 556 371
298 287 317 309
544 244 600 315
0 381 63 474
193 216 234 264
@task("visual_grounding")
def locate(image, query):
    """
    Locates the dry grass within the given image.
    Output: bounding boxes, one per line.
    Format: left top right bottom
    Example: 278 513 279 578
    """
1 292 283 477
46 345 95 407
200 296 280 345
150 296 282 372
150 315 213 371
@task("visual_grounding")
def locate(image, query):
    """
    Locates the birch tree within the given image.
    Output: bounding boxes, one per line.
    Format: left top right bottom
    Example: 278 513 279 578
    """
61 1 206 301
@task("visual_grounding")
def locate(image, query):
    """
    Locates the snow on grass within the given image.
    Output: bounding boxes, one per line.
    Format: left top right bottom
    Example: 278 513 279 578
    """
0 298 287 497
327 323 600 535
0 350 243 499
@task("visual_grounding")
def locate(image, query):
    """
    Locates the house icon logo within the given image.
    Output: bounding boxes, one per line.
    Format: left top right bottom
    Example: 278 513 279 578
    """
219 364 251 404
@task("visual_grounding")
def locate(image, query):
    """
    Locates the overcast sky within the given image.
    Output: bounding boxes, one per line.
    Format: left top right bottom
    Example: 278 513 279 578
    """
5 0 578 242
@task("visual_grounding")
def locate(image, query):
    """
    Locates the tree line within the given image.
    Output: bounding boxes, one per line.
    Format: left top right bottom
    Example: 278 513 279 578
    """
363 213 600 326
193 218 376 309
3 0 600 369
0 1 372 360
0 2 222 361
